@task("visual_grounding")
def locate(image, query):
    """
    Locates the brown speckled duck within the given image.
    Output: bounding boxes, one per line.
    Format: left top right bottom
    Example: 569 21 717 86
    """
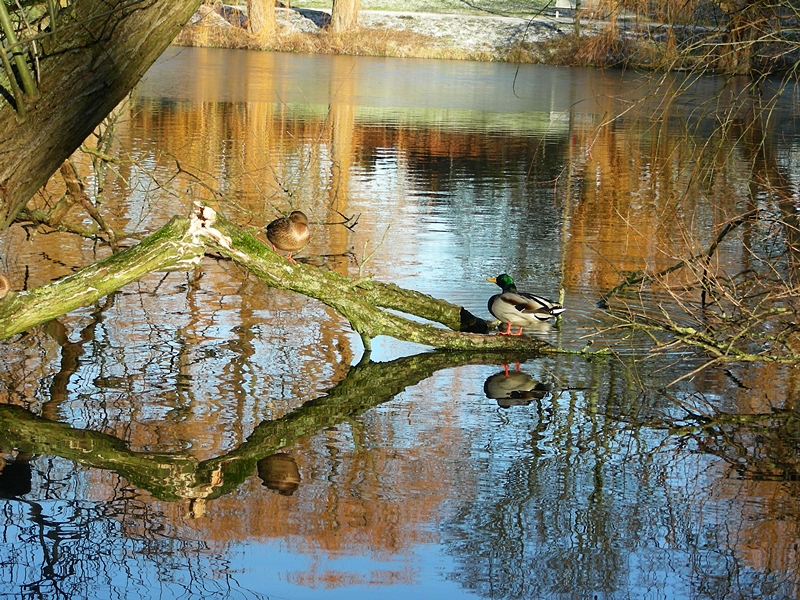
257 453 301 496
266 210 310 264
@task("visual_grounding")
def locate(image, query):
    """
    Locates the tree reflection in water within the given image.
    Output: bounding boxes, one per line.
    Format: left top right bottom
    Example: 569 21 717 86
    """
0 348 799 597
444 381 800 599
0 466 254 598
2 50 800 599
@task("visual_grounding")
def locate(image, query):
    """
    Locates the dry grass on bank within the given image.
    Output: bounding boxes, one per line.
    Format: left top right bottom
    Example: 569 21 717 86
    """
513 24 691 70
173 19 649 66
173 18 496 61
173 6 691 69
173 2 800 73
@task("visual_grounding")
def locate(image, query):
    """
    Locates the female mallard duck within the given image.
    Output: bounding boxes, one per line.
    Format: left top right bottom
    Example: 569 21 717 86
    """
266 210 310 264
487 273 564 335
257 453 301 496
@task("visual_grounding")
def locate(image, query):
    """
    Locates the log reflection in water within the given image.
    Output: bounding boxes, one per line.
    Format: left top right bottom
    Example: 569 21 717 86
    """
4 345 799 509
0 349 543 502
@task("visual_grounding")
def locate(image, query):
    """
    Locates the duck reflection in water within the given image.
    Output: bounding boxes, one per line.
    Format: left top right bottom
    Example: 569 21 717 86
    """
257 453 301 496
484 367 553 408
0 453 32 499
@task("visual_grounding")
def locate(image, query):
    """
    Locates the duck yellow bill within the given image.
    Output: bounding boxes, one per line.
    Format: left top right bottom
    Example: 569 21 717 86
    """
486 277 497 283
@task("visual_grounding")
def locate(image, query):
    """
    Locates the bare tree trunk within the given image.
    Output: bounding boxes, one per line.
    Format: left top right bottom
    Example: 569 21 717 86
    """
717 1 757 75
247 0 276 38
331 0 359 33
0 0 204 231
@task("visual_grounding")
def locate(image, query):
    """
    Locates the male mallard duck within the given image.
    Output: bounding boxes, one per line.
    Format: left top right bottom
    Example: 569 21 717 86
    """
487 273 564 335
266 210 310 264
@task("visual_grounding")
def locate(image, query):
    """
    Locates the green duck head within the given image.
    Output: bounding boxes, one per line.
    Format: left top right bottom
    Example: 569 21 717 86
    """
487 273 517 292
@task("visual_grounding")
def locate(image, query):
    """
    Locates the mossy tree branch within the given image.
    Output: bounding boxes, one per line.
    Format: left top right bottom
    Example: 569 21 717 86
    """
202 207 547 351
0 205 549 353
0 215 206 339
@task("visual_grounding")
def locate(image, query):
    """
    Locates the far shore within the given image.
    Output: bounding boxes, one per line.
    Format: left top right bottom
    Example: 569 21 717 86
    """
173 3 797 75
173 4 652 68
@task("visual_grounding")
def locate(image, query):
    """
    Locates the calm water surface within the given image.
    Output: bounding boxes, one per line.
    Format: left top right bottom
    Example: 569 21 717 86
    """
2 47 800 599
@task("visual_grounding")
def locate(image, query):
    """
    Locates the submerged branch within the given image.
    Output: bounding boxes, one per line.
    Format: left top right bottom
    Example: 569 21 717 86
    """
617 316 800 365
593 208 800 366
600 210 757 305
59 160 119 252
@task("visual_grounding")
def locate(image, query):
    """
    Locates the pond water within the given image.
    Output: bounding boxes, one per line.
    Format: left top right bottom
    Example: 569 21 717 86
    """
2 47 800 599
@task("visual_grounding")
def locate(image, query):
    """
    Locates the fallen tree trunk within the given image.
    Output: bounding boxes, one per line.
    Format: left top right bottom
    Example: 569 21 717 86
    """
0 215 205 338
0 205 549 352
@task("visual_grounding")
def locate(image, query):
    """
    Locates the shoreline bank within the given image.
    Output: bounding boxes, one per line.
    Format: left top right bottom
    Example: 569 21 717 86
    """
175 4 604 64
174 4 798 74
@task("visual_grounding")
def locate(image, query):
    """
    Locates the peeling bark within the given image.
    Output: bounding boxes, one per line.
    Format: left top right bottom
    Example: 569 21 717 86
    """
0 215 205 339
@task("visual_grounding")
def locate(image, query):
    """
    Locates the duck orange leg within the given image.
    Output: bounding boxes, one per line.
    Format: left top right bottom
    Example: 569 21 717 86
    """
271 243 298 264
498 323 524 336
502 361 523 377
